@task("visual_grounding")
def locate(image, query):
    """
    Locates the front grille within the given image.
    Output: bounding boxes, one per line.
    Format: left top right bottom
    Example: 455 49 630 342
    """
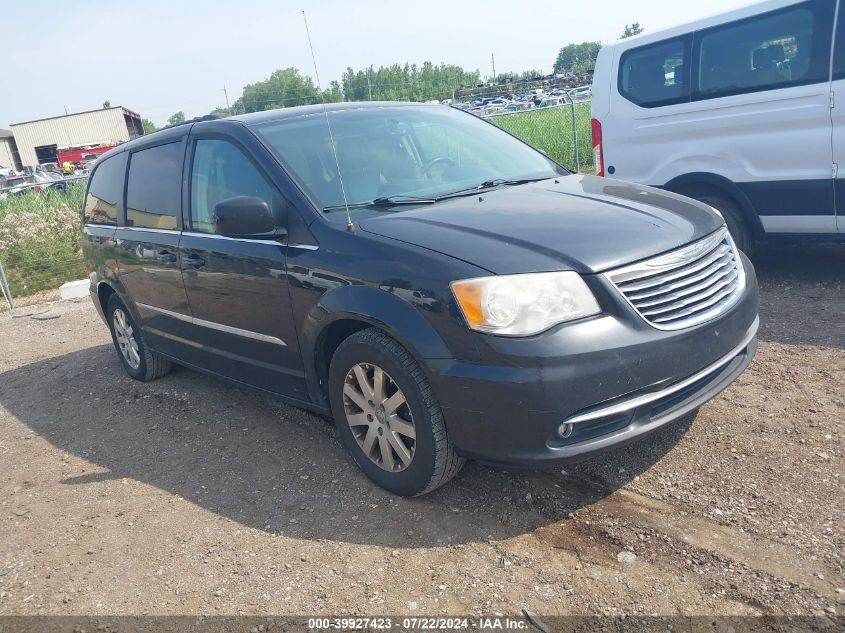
605 227 745 330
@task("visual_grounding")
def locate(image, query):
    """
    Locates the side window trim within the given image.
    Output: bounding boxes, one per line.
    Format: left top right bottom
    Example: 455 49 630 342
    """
83 150 128 227
124 137 188 231
184 134 279 235
617 34 693 108
832 0 845 80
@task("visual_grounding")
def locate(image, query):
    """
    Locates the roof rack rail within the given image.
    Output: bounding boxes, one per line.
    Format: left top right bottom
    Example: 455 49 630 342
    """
157 112 229 133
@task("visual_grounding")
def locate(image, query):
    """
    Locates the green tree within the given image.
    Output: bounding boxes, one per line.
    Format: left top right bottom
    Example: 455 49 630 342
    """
323 80 343 103
102 100 111 109
553 42 601 74
621 23 644 39
141 118 157 134
168 111 186 126
341 62 479 102
236 67 322 113
209 106 231 116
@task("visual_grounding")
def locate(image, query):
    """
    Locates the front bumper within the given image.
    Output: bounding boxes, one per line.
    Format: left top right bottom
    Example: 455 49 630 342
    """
426 254 759 467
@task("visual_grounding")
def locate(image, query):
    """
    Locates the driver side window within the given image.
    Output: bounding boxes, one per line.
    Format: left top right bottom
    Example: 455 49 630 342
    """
190 139 273 234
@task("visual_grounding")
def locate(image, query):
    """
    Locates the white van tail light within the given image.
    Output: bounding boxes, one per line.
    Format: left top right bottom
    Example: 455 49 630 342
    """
591 118 604 177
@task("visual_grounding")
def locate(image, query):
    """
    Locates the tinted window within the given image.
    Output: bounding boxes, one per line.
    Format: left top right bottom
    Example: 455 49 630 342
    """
126 142 183 230
189 139 272 233
619 37 690 107
83 152 127 225
697 0 833 99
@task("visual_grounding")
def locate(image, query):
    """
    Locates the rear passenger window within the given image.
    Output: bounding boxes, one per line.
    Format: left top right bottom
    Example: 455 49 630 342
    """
83 153 127 226
619 37 690 108
126 142 183 230
189 139 273 233
696 0 833 99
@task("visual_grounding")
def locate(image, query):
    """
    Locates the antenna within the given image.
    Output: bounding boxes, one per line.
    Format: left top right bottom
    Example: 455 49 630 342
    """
302 10 354 231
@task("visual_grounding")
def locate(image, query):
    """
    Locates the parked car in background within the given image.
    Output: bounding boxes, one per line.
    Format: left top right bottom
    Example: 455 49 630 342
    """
570 86 592 102
82 102 758 496
538 96 565 108
591 0 845 252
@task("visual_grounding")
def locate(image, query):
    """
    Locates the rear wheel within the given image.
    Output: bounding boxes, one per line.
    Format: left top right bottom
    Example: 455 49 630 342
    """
328 328 465 496
697 195 753 256
106 294 171 382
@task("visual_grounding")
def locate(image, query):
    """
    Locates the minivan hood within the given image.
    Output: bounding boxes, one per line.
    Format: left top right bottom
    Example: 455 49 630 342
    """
358 175 723 274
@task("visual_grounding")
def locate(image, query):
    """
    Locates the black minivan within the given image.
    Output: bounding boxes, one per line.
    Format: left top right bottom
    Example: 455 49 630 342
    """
82 102 759 496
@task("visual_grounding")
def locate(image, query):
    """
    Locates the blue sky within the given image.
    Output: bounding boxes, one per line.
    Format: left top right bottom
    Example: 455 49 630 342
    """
4 0 750 128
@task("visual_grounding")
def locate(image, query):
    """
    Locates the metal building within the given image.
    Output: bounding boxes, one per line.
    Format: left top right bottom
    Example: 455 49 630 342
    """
10 107 143 167
0 130 21 171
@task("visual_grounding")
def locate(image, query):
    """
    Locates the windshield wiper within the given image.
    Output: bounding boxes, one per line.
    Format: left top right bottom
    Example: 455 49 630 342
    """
435 176 550 200
322 195 436 213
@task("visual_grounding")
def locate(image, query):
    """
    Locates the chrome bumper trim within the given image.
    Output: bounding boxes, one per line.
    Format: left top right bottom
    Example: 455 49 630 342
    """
565 316 759 425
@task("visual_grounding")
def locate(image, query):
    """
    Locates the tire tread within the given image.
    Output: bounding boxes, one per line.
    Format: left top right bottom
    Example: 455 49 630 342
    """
107 295 171 382
336 328 465 495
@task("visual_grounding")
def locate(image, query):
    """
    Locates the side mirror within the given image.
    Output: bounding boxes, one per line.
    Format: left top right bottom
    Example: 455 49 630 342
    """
212 196 282 238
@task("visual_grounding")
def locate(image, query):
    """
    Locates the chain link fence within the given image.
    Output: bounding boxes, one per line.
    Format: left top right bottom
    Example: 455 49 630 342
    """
482 97 593 173
0 176 88 314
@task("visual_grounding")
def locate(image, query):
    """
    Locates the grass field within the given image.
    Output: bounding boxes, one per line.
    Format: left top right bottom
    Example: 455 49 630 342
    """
0 182 87 300
487 103 593 172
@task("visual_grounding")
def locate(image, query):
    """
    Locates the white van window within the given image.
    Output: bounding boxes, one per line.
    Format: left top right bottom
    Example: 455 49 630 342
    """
697 0 833 99
619 38 689 108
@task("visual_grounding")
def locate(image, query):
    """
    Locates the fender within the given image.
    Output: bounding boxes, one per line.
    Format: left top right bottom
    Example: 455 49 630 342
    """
300 285 455 408
94 273 139 325
306 284 453 359
662 172 764 236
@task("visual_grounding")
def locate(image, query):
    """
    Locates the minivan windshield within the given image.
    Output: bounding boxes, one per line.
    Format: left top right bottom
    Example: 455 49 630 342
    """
252 105 566 219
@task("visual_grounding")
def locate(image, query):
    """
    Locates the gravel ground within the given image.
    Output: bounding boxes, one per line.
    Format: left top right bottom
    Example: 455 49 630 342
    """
0 241 842 620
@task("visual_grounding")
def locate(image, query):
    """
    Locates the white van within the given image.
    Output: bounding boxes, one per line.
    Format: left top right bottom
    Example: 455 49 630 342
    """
591 0 845 251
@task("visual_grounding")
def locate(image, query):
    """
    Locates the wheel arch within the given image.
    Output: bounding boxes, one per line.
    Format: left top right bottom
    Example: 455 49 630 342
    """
95 277 144 326
302 285 453 409
96 280 117 317
663 172 763 236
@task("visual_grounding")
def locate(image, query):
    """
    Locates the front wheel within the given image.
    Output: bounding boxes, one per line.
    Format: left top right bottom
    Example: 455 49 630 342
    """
328 328 465 496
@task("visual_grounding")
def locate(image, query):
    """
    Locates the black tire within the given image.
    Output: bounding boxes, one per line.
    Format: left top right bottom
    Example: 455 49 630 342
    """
697 195 754 256
106 294 171 382
328 328 465 496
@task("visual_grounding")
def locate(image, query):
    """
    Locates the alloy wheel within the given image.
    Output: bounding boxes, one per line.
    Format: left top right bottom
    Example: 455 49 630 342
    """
113 308 141 370
342 362 416 471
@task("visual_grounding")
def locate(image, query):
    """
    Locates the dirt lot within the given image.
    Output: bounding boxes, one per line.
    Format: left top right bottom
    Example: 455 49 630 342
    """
0 242 842 622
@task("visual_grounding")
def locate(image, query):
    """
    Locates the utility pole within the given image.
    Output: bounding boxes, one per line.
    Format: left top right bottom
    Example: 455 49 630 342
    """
491 53 496 80
223 86 231 114
367 71 373 101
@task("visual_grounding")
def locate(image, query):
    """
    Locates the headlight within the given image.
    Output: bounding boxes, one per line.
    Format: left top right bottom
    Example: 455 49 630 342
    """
450 271 600 336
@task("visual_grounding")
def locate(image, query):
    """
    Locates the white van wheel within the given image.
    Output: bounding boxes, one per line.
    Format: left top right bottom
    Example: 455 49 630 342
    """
698 196 753 256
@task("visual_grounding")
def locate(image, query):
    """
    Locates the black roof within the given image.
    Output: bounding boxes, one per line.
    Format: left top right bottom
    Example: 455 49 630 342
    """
230 101 435 126
94 102 438 162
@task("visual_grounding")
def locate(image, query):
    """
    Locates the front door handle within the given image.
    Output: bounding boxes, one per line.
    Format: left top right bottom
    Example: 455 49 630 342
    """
184 253 206 268
156 250 177 264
